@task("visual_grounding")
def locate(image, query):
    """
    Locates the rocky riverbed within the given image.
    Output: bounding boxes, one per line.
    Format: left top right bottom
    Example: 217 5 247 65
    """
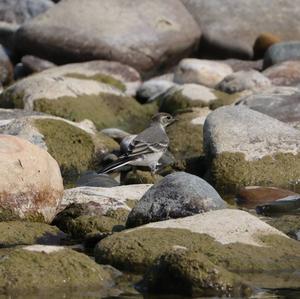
0 0 299 298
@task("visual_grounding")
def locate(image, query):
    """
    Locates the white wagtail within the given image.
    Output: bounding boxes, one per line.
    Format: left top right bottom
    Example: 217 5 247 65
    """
98 113 175 174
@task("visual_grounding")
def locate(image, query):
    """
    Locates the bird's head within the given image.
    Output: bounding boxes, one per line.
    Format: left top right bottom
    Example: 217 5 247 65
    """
151 112 175 128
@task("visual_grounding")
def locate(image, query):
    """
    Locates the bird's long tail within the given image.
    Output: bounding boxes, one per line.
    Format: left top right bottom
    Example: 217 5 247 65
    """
97 156 132 174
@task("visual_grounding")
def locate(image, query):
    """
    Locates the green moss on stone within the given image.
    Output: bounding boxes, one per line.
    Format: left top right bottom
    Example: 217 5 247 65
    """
0 247 111 296
67 215 125 239
33 93 157 133
106 208 131 223
65 73 126 92
0 207 47 223
210 90 242 110
166 110 203 161
95 228 300 280
266 215 300 239
34 118 95 185
0 221 64 248
0 89 25 109
122 170 163 185
209 152 300 196
143 248 251 297
160 90 209 114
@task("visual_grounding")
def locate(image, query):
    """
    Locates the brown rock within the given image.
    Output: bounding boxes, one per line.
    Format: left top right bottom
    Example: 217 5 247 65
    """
0 135 63 222
253 33 281 59
236 186 298 209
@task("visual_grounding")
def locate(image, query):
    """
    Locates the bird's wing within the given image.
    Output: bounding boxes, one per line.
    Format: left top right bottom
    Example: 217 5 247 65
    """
126 138 168 157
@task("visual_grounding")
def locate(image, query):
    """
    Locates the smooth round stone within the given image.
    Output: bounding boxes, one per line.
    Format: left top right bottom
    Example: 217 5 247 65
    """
217 70 271 94
15 0 201 76
253 32 281 59
236 186 298 209
263 60 300 86
126 172 227 228
0 134 63 223
263 41 300 69
174 58 233 87
76 171 119 187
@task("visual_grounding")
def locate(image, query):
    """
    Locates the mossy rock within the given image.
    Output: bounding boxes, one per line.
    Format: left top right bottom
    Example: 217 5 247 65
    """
0 246 112 296
159 90 209 114
33 93 157 133
65 73 126 92
208 152 300 196
142 248 251 297
33 118 118 185
0 221 65 248
122 170 163 185
166 110 204 161
95 227 300 289
266 215 300 239
166 109 207 175
53 203 128 240
63 215 125 240
209 90 244 110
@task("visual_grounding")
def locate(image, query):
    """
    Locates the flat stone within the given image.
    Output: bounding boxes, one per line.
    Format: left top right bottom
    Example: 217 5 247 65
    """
15 0 201 76
61 185 152 211
126 172 227 228
174 59 233 87
95 209 300 291
236 186 298 209
256 195 300 216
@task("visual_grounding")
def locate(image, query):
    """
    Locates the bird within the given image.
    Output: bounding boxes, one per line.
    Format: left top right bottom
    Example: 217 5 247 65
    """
98 112 175 174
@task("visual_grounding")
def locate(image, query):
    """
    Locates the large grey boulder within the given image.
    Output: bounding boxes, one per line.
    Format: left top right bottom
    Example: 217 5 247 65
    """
203 106 300 195
126 172 227 228
15 0 201 76
182 0 300 59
